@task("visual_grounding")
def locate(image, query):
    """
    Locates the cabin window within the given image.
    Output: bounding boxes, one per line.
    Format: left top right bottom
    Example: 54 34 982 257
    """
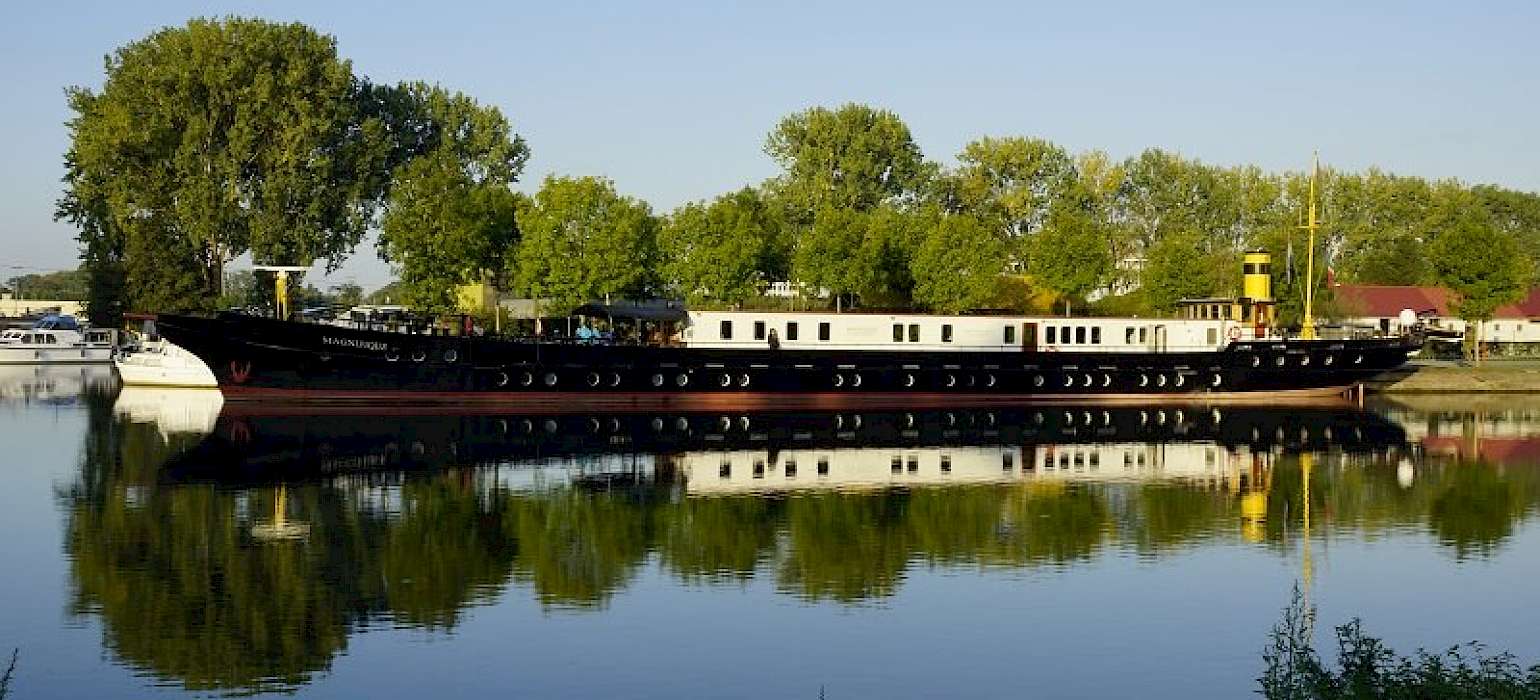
942 324 953 343
1139 327 1148 344
786 322 799 341
940 455 951 472
720 320 733 339
817 457 830 475
753 460 766 478
818 322 831 341
893 324 904 342
891 456 903 473
908 324 920 342
1091 327 1101 344
785 460 797 477
1125 327 1136 344
719 460 731 479
21 335 33 345
1002 453 1014 471
754 321 766 340
1061 326 1071 343
1004 326 1016 344
1207 328 1218 345
44 334 57 344
1075 327 1086 344
906 456 919 472
1046 326 1057 344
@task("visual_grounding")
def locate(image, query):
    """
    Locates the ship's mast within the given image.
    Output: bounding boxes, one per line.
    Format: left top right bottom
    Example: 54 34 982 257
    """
1299 154 1322 340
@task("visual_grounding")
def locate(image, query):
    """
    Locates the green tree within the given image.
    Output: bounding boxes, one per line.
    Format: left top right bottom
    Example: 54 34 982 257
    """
910 215 1006 313
764 103 929 220
379 150 520 313
1428 208 1529 359
943 136 1076 238
1026 208 1113 307
1143 230 1232 310
658 187 784 305
511 176 658 309
58 18 394 312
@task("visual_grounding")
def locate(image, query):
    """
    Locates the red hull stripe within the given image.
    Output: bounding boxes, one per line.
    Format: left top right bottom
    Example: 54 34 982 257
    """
218 386 1356 415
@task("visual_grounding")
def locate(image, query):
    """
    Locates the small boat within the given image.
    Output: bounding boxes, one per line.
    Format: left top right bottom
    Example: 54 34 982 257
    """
115 339 217 388
0 315 116 365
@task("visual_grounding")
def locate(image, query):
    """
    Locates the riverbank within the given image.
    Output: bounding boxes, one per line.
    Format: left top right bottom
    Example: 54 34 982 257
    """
1371 360 1540 393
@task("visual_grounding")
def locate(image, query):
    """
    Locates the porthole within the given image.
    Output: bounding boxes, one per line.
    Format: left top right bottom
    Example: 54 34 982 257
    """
986 374 997 388
1300 355 1311 367
543 419 558 433
443 349 458 363
1324 355 1335 366
651 418 664 432
946 412 957 426
385 350 400 362
719 416 732 431
738 373 751 387
833 374 846 388
676 373 690 387
1139 374 1149 387
1175 374 1185 388
1275 356 1286 367
1033 375 1045 387
1063 411 1075 425
904 413 916 428
610 372 623 387
521 419 534 434
411 349 427 363
675 417 689 431
496 371 510 387
1211 373 1223 387
544 372 559 386
588 418 602 433
739 416 751 431
1063 375 1074 388
851 415 862 430
1250 355 1261 368
1157 375 1167 387
1102 374 1112 387
1082 374 1093 387
719 373 732 387
1353 354 1364 365
588 372 603 387
904 373 916 388
852 374 863 388
947 374 958 388
967 375 977 387
652 373 665 387
520 372 534 387
1033 411 1045 425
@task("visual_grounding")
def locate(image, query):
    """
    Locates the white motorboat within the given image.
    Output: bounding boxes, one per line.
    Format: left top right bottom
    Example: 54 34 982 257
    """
0 315 116 365
114 339 217 388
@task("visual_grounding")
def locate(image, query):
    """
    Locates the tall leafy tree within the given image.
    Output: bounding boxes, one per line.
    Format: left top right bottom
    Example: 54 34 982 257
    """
910 215 1005 313
58 18 393 312
375 86 527 313
658 188 784 305
764 103 929 221
1026 208 1113 307
512 176 658 309
943 136 1076 239
1428 208 1529 359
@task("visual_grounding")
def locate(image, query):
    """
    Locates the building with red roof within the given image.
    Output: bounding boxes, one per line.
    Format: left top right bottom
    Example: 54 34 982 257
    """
1333 282 1540 346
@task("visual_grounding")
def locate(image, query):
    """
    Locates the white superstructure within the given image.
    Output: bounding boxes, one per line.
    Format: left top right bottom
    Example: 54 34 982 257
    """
681 311 1251 354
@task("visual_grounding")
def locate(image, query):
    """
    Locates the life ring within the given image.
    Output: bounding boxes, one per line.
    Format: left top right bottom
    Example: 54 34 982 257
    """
228 360 252 384
1227 326 1242 342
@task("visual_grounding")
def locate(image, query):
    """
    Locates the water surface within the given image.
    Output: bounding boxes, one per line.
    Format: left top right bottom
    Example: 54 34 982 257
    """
3 367 1539 698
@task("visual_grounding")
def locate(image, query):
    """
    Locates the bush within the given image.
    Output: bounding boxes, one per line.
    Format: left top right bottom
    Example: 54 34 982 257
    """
1260 586 1540 699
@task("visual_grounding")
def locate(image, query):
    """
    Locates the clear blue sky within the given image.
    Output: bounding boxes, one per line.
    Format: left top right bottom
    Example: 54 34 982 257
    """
3 0 1537 289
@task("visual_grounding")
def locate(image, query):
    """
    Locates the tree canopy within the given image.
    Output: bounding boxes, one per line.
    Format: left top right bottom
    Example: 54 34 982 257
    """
511 176 658 310
658 187 785 305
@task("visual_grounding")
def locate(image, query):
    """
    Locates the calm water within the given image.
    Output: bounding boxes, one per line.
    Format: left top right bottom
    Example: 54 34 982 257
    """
3 366 1540 698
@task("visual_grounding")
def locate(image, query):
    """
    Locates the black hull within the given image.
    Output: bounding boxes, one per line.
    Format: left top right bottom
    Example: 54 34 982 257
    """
153 313 1418 407
164 405 1408 485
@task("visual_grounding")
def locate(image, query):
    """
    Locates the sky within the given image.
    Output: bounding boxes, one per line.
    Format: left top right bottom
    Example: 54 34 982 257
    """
3 0 1537 290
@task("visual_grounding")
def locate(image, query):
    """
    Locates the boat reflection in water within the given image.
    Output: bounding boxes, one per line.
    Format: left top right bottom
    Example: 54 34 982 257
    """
66 391 1540 695
0 364 116 405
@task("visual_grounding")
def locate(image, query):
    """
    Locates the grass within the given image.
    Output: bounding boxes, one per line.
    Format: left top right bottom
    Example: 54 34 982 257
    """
1260 586 1540 698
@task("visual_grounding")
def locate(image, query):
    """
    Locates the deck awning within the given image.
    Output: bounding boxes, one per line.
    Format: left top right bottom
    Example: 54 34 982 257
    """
570 301 687 323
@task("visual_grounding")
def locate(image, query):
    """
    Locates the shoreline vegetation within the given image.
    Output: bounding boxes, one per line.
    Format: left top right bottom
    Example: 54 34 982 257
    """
37 17 1539 337
1260 587 1540 699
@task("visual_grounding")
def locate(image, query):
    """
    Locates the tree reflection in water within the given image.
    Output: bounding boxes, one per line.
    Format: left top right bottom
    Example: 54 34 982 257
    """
59 395 1540 693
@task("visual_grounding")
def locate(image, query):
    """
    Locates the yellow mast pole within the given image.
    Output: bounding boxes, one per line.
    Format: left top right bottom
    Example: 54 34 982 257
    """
1299 153 1321 340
